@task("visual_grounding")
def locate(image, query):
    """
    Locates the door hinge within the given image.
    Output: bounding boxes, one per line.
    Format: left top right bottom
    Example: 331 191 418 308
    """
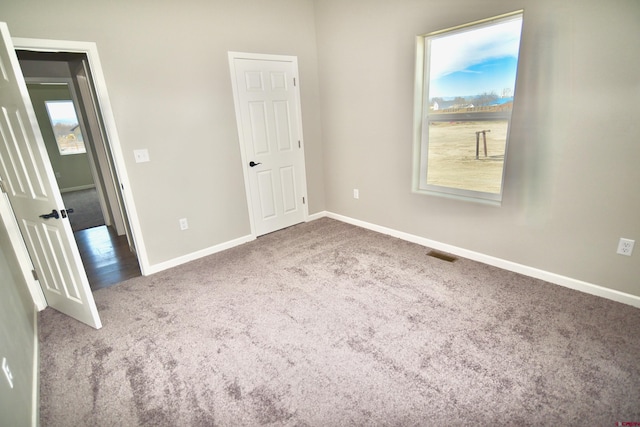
32 269 39 281
302 196 306 204
0 180 6 194
298 140 301 148
293 77 297 87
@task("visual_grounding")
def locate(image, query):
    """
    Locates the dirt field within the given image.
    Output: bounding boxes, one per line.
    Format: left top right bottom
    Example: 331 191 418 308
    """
426 120 509 194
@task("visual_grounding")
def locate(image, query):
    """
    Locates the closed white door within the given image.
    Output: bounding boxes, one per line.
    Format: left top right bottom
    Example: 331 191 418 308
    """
0 22 101 329
229 54 308 236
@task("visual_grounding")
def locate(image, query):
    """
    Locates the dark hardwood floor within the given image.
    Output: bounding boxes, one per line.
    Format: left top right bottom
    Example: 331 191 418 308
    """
74 225 141 291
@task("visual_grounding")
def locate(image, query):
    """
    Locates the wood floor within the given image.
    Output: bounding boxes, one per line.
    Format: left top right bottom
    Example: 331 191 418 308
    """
74 225 141 291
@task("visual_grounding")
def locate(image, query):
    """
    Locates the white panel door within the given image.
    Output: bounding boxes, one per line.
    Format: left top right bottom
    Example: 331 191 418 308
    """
0 22 101 329
230 55 307 236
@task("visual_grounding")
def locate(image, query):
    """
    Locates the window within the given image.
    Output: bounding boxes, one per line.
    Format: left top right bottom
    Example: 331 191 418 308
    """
413 11 523 203
44 100 86 155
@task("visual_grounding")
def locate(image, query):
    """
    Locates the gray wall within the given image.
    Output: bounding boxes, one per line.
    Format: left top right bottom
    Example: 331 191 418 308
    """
313 0 640 296
0 0 326 266
1 0 638 298
0 205 37 426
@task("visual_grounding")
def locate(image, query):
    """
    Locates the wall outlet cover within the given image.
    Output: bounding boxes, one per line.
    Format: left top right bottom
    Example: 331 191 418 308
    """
617 238 635 256
133 149 150 163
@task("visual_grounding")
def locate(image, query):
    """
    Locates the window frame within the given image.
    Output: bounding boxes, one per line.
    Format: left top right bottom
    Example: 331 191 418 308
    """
44 98 87 156
412 10 524 204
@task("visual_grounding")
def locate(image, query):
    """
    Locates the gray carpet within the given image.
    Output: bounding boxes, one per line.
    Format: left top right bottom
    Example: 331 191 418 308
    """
38 218 640 426
61 188 105 232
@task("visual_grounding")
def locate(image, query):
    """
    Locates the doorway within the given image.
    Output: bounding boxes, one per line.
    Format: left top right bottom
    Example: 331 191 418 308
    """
17 50 141 290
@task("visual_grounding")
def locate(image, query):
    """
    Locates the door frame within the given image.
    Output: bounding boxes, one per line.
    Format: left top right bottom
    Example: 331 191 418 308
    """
228 51 309 237
12 37 150 277
24 76 111 229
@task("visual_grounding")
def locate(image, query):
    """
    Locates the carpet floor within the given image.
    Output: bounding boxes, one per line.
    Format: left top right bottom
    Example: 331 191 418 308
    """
38 218 640 426
61 188 105 232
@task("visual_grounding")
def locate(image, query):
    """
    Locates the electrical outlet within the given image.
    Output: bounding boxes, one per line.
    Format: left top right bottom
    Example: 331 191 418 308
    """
353 189 359 199
179 218 189 230
2 357 14 389
616 238 634 256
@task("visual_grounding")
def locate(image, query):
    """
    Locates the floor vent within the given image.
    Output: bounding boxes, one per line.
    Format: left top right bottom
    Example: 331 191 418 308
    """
427 250 457 262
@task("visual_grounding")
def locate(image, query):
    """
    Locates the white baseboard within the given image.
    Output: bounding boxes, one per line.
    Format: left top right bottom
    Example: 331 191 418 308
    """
60 184 96 193
325 212 640 309
307 211 326 222
146 213 330 275
141 211 639 308
145 234 255 275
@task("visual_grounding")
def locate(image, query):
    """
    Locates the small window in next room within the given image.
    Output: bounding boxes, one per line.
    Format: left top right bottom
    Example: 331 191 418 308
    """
44 100 87 156
412 11 523 204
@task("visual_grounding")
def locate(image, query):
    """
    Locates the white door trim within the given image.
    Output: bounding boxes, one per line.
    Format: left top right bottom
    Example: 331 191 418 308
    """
12 37 150 275
228 51 309 237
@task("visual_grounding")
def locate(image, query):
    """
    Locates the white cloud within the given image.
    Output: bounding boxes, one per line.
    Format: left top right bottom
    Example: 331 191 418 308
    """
428 17 523 80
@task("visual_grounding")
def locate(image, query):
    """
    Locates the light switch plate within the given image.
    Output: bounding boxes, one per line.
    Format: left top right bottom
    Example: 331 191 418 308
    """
133 149 150 163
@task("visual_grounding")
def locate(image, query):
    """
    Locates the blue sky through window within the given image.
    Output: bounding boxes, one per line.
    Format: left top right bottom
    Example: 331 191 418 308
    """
428 16 523 99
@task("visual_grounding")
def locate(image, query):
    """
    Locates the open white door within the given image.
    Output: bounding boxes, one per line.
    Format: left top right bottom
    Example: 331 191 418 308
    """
0 22 101 329
229 53 308 236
